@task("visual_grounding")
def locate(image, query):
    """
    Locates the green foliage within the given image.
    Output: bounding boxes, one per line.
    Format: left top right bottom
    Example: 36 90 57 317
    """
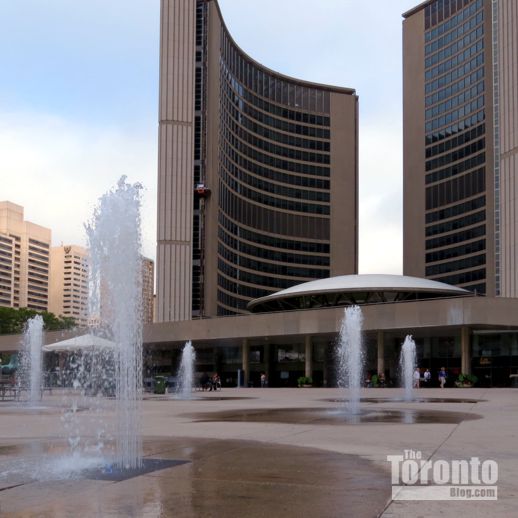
0 307 76 335
297 376 313 387
456 373 478 386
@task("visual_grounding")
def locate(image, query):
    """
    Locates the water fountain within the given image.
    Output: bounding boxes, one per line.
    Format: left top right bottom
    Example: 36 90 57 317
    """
86 176 143 470
177 341 196 399
399 335 416 402
19 315 44 404
337 305 364 414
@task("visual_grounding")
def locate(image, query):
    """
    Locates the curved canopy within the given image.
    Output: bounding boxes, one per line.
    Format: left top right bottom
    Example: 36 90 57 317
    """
247 274 471 313
42 334 116 352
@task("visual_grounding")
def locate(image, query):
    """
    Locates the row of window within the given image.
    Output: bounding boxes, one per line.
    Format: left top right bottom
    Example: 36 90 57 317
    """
426 8 483 54
426 67 484 108
222 110 330 164
219 188 330 240
425 53 484 95
425 0 483 38
426 110 485 144
432 268 486 288
425 239 485 263
222 65 330 126
425 139 485 173
219 213 330 254
426 253 485 276
223 94 330 151
426 95 484 133
426 167 485 210
218 274 274 301
425 39 483 81
28 238 49 249
426 123 484 158
217 291 248 313
219 242 327 279
218 258 318 291
222 78 331 139
221 34 331 114
462 283 485 294
427 152 485 186
426 224 485 250
218 227 329 267
220 168 330 215
425 24 483 69
195 1 206 46
221 155 329 203
425 81 484 121
224 130 330 177
426 209 485 236
224 138 330 189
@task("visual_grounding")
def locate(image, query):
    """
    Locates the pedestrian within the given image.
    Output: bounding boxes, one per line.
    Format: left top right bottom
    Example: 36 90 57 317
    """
260 372 268 388
438 367 447 388
423 368 431 387
413 368 420 388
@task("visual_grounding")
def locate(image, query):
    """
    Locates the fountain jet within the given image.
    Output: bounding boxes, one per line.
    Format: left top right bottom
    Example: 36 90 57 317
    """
86 177 143 470
399 335 417 401
20 315 44 404
337 305 364 415
177 341 196 399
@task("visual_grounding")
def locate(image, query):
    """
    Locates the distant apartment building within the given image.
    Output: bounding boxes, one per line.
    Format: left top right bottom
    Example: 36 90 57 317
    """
141 257 155 324
49 245 89 326
0 202 51 311
403 0 518 297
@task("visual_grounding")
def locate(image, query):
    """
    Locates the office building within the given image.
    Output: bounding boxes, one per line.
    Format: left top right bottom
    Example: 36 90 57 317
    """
49 245 89 326
403 0 518 297
0 202 51 311
156 0 359 321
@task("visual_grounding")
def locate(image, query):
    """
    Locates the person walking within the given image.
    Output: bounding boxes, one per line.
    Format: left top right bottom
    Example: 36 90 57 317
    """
438 367 447 388
423 368 431 387
413 368 420 389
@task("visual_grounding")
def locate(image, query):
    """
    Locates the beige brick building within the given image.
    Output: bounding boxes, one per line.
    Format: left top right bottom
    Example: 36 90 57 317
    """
0 202 51 311
49 245 89 327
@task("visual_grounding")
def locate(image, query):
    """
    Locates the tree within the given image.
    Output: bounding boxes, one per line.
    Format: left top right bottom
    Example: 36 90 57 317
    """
0 307 76 335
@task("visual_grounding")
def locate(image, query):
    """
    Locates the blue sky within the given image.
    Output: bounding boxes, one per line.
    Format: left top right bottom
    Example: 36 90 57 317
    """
1 0 418 273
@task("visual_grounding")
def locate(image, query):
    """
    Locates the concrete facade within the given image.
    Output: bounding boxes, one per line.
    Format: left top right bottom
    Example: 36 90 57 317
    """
403 0 518 297
48 245 89 327
156 0 358 322
141 257 155 324
0 201 51 311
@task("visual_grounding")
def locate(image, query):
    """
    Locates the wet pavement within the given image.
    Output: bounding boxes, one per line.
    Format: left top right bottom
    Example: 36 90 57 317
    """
322 397 483 404
188 406 481 425
0 437 390 517
0 387 517 518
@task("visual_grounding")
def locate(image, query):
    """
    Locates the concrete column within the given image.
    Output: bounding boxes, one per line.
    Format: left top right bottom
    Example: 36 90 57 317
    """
377 330 384 375
461 327 471 374
242 339 249 387
305 335 312 378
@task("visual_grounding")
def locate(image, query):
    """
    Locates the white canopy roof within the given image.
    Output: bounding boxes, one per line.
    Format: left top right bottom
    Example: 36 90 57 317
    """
43 333 116 352
248 274 471 311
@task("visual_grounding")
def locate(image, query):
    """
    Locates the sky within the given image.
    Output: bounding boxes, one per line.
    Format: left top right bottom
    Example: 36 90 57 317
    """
0 0 419 274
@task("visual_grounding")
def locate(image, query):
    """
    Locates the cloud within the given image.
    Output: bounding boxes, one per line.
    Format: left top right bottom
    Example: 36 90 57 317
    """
358 122 403 274
0 110 157 260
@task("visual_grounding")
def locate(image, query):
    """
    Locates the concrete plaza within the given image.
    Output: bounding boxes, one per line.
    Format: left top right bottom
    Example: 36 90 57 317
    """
0 387 516 517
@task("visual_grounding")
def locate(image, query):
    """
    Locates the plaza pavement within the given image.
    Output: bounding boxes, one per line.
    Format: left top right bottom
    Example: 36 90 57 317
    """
0 387 516 517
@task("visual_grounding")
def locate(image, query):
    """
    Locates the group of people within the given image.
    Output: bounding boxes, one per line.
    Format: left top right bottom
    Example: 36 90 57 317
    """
413 367 447 388
199 372 221 391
